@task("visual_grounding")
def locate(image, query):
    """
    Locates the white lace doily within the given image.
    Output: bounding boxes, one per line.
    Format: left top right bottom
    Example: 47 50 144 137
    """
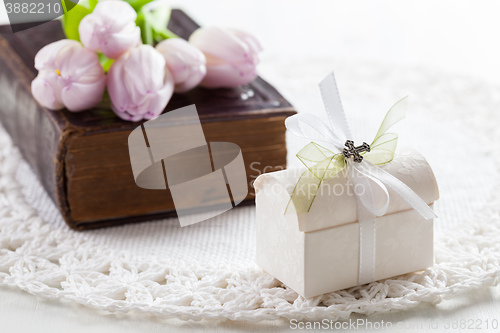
0 62 499 321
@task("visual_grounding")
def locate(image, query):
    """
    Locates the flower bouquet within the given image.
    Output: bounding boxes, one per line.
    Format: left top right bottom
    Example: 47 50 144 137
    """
32 0 263 121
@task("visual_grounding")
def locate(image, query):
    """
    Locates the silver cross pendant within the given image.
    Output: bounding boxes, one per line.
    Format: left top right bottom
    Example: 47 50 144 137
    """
342 140 370 163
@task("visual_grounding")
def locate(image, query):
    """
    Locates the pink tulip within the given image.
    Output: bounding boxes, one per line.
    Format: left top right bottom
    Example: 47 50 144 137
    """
155 38 206 93
188 26 262 88
79 1 141 59
31 39 106 112
107 45 174 121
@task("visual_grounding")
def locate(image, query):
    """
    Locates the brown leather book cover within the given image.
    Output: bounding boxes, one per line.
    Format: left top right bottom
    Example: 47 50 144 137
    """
0 10 295 230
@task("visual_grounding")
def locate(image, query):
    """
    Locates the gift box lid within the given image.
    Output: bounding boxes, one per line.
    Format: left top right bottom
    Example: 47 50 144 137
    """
254 148 439 233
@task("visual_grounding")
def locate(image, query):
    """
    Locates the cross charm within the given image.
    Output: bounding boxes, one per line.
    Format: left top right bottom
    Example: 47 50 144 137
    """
342 140 371 163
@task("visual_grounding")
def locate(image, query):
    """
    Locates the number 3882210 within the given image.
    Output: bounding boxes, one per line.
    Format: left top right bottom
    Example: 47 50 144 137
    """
5 2 62 14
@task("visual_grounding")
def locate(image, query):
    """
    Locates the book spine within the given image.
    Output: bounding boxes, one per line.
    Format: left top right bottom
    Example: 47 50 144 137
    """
0 35 66 217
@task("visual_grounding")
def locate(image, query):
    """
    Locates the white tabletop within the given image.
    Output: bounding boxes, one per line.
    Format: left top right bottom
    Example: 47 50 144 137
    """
1 0 499 331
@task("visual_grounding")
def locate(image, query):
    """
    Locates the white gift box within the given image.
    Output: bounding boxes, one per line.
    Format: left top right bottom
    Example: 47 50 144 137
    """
254 148 439 298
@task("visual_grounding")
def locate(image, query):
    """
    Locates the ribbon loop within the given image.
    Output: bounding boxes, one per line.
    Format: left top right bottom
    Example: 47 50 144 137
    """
360 160 436 220
349 161 391 217
285 113 344 152
319 72 352 142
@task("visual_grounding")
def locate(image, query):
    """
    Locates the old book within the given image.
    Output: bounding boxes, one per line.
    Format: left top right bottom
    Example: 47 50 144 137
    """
0 10 295 230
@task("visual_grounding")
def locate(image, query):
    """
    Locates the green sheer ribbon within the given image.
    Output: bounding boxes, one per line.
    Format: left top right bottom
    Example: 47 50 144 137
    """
285 96 409 214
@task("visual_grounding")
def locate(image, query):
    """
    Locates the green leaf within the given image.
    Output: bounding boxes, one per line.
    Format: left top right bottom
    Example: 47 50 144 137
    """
142 4 170 33
98 53 114 73
123 0 155 12
87 0 98 11
136 1 178 45
61 2 92 41
136 11 153 45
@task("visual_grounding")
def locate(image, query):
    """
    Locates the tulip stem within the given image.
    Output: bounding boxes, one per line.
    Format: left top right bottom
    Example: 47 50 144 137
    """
157 29 180 40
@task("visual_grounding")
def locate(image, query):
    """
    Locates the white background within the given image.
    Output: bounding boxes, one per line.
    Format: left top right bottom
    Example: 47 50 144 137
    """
1 0 500 332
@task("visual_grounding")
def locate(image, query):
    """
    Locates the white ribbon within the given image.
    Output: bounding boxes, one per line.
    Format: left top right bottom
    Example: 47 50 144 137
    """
285 72 436 285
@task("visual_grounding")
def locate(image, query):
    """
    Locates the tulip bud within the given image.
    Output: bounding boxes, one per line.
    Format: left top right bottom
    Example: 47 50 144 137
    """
107 45 174 121
189 26 262 88
31 39 106 112
155 38 206 93
79 0 141 59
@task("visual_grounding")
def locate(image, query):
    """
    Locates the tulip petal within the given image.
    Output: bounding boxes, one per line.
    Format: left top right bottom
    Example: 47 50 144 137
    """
34 39 80 70
57 45 104 84
107 45 174 121
189 26 261 88
201 62 257 88
79 1 139 59
100 25 141 59
229 28 263 54
174 64 206 93
189 26 251 64
107 56 130 114
145 70 174 119
78 15 101 51
31 71 64 110
92 1 137 31
123 45 166 96
61 77 106 112
156 38 206 92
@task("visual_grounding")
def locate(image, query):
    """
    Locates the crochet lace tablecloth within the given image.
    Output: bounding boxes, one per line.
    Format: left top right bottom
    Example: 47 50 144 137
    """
0 61 499 321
